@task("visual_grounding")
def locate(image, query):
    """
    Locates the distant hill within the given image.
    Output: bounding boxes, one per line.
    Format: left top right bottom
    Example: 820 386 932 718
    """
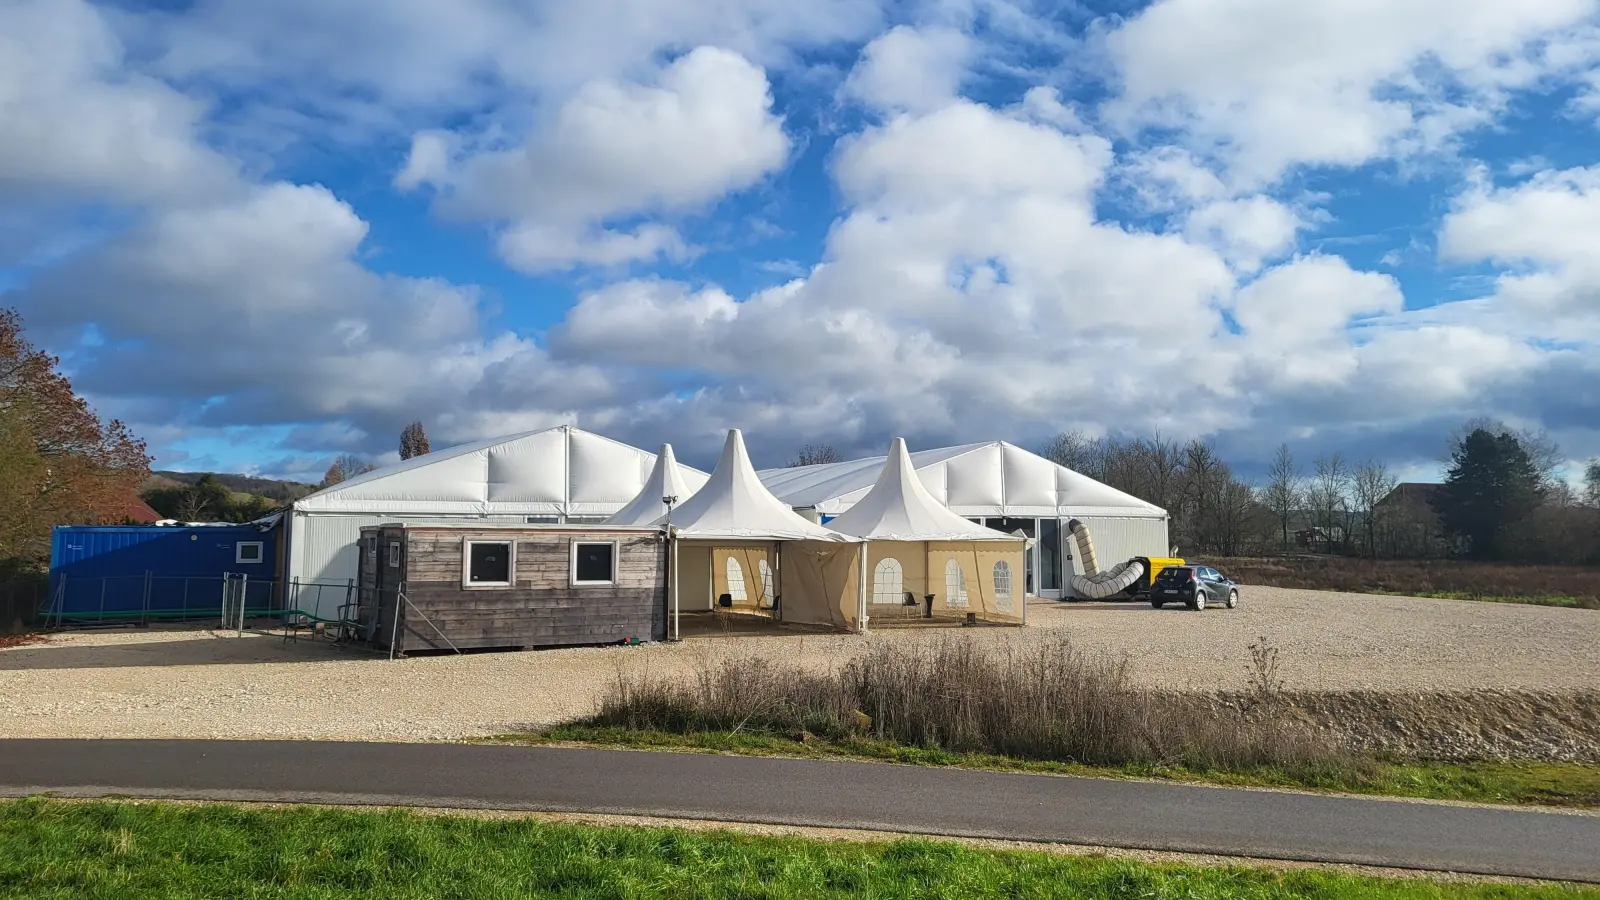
145 471 318 505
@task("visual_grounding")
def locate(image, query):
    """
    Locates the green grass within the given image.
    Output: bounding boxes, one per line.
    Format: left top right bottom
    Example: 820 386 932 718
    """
486 727 1600 810
1401 592 1597 610
0 798 1592 899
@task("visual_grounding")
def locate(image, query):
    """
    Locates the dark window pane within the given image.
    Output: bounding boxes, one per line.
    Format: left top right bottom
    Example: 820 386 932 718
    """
1039 518 1060 591
575 543 614 582
469 543 511 583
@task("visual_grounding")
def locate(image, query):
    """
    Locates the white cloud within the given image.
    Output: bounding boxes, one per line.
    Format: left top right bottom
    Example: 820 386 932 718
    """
1183 195 1304 273
402 46 790 271
1104 0 1600 186
841 25 972 113
1232 254 1404 346
0 0 235 204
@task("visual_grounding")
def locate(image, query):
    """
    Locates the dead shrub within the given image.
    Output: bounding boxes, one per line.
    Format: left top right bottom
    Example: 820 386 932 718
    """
587 634 1352 776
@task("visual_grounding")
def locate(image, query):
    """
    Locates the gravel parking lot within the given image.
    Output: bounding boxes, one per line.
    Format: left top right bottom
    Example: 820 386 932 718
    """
2 587 1596 742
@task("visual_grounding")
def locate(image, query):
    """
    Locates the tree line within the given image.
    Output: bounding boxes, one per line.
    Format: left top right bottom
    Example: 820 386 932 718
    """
1037 422 1600 564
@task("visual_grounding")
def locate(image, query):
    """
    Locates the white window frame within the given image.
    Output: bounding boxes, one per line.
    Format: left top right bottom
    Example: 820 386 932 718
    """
235 541 264 564
388 541 402 568
570 540 618 587
462 540 516 589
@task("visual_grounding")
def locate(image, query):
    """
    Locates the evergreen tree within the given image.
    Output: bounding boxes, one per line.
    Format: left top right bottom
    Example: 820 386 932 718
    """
1431 428 1543 560
399 421 431 460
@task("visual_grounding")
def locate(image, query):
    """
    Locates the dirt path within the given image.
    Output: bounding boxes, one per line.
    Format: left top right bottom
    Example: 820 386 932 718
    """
1 586 1595 742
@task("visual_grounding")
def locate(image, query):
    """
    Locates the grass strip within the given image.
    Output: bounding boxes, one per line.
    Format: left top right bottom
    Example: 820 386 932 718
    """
1 798 1593 899
485 727 1600 810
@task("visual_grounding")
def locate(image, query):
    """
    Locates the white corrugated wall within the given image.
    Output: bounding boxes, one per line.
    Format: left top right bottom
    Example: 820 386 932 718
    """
1062 515 1171 597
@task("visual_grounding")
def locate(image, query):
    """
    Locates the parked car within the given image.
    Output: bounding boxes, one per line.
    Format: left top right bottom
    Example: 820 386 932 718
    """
1149 564 1238 611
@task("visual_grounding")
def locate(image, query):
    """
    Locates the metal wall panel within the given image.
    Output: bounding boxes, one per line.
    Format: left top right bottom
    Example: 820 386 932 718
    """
1062 515 1171 596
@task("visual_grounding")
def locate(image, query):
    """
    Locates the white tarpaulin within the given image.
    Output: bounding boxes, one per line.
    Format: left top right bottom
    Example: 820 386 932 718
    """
655 430 850 542
605 443 699 526
758 440 1166 519
294 425 709 517
823 438 1026 542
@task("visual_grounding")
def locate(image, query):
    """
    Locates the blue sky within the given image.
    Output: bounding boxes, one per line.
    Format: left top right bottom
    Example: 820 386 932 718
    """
3 0 1599 483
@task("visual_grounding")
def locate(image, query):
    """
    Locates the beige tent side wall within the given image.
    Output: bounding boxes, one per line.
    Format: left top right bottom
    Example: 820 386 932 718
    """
710 545 774 610
861 541 929 621
927 541 1027 624
778 540 860 632
676 543 713 612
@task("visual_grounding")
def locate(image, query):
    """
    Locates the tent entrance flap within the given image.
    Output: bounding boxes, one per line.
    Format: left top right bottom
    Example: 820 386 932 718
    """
710 544 776 616
777 540 861 632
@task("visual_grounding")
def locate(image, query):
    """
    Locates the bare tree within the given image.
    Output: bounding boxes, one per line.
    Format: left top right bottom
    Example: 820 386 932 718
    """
1307 453 1351 553
1351 458 1398 558
1037 431 1097 473
1585 459 1600 509
788 444 842 467
321 453 376 488
1261 443 1302 551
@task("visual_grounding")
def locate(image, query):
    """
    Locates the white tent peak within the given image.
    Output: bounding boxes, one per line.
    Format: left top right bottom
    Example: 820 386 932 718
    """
653 429 849 541
605 443 697 526
823 438 1024 542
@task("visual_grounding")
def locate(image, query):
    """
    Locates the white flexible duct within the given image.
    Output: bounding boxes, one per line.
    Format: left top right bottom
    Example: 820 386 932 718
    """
1066 518 1145 599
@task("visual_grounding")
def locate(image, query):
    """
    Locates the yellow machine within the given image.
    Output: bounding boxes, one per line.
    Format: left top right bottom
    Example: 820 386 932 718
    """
1124 557 1185 598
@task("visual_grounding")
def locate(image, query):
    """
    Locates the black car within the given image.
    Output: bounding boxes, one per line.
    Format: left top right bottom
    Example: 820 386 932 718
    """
1149 565 1238 610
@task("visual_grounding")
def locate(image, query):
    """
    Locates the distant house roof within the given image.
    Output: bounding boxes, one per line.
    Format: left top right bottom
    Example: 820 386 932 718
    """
118 494 163 524
1377 483 1442 509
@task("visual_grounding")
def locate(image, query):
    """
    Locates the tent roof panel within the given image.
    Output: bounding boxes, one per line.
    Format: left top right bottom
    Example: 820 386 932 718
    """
758 441 1165 518
605 443 699 526
294 425 709 515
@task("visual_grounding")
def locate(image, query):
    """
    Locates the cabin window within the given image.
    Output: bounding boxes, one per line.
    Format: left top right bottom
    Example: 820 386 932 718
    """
235 542 264 564
571 541 617 586
525 516 559 524
366 536 376 559
464 541 514 587
388 541 402 568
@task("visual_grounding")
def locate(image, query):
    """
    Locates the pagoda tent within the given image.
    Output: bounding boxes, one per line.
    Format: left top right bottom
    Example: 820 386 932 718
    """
823 438 1028 627
651 430 858 637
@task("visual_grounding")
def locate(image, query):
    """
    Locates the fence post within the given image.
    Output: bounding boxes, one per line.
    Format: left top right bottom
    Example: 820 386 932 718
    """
141 571 152 627
98 578 107 624
220 574 229 630
238 574 248 636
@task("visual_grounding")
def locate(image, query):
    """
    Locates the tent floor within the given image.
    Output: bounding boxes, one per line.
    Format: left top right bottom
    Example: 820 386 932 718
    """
676 610 842 638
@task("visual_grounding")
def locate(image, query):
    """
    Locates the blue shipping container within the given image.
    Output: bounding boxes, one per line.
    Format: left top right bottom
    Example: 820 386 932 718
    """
48 525 279 621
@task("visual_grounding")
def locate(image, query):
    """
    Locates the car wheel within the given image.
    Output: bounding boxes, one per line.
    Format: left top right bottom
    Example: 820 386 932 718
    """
1151 599 1164 609
1193 591 1207 611
1226 588 1238 609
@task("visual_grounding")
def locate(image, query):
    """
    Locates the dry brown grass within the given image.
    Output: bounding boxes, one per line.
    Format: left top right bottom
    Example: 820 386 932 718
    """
0 632 46 650
590 635 1354 776
1212 556 1599 608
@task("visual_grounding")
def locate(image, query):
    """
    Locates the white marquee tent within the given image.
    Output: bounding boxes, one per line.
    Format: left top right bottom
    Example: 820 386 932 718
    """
603 444 699 527
653 429 857 638
824 439 1028 626
759 440 1168 600
285 425 709 619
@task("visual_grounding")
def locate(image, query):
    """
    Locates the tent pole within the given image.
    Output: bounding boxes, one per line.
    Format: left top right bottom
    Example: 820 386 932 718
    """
857 541 868 634
671 534 680 642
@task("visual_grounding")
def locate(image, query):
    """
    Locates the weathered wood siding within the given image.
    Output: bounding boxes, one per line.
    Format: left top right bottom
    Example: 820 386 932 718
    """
387 527 665 653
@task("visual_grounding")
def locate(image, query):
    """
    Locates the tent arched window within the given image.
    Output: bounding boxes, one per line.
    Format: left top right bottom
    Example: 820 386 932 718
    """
726 557 748 604
993 561 1013 612
758 559 774 607
944 559 968 607
872 558 904 605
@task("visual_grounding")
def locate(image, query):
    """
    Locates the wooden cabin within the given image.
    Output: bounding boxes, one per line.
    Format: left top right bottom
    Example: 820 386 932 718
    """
357 524 667 655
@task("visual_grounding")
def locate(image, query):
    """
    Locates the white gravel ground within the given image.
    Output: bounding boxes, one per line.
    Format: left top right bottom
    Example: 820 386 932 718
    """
2 586 1596 742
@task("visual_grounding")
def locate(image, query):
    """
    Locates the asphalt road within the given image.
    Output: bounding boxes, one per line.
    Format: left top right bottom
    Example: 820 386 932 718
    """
1 740 1596 882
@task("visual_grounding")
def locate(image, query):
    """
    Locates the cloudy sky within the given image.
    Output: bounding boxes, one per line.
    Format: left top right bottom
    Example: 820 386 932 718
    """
4 0 1599 481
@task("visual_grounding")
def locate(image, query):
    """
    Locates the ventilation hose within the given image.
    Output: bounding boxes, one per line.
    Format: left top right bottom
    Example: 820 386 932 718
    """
1066 518 1145 599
